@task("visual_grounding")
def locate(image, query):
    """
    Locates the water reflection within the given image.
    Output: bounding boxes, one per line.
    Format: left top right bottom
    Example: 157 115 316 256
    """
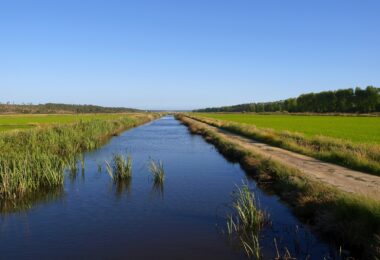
115 178 132 198
150 181 164 199
0 187 64 214
68 164 85 184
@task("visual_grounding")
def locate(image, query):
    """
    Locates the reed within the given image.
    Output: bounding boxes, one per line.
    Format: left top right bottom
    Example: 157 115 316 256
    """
227 184 265 259
106 154 132 181
149 159 165 184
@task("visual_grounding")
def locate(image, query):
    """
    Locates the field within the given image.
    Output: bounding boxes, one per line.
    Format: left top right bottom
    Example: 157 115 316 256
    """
0 113 138 132
196 113 380 144
189 113 380 176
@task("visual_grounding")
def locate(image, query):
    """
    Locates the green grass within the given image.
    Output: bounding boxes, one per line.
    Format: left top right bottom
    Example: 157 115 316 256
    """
197 113 380 144
0 113 136 132
0 125 34 131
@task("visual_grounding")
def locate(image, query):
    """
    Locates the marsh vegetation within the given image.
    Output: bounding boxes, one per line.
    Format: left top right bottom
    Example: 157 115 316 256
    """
106 154 133 181
148 159 165 185
0 113 157 210
227 184 266 259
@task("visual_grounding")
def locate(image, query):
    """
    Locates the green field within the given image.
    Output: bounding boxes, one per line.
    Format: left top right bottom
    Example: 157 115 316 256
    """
197 113 380 144
0 114 133 132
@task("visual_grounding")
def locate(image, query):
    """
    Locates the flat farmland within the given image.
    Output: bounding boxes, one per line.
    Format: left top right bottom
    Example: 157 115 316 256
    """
196 113 380 144
0 113 134 132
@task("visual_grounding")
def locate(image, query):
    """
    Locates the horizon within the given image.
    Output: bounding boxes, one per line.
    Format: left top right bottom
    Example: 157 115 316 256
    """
1 0 380 110
1 85 378 112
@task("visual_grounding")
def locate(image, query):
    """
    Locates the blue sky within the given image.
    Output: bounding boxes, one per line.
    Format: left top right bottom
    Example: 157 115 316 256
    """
1 0 379 110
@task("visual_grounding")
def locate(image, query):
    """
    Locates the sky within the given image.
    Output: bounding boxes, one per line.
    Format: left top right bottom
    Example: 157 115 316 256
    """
1 0 379 110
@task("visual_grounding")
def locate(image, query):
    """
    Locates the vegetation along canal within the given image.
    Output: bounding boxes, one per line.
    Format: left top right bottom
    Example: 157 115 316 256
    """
0 116 339 259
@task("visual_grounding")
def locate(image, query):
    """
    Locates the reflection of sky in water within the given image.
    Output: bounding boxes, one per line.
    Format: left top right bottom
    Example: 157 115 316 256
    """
0 116 337 259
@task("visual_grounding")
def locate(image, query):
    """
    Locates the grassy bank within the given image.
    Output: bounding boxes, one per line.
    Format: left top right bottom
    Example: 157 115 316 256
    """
177 114 380 258
0 113 159 210
189 114 380 176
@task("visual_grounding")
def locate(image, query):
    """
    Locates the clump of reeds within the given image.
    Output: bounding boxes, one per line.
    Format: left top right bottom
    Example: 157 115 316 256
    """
148 159 165 184
106 154 132 181
227 184 266 259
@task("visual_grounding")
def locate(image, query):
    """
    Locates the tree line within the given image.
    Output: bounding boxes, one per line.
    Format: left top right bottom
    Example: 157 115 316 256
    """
0 103 140 114
195 86 380 113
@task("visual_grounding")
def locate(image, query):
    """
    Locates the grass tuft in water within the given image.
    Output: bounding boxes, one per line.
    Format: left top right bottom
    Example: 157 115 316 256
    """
227 184 266 259
148 159 165 184
106 154 132 181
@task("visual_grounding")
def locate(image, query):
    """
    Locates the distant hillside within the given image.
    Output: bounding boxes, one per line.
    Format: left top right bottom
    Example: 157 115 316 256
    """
0 103 140 114
195 86 380 113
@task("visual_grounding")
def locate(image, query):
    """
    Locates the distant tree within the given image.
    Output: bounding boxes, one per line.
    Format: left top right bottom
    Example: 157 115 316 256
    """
355 86 379 112
0 103 140 114
194 86 380 113
335 88 354 112
283 98 297 112
297 93 316 112
314 91 336 112
256 103 264 112
248 103 256 112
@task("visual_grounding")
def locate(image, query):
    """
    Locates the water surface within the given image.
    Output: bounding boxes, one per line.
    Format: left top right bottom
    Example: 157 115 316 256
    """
0 116 336 259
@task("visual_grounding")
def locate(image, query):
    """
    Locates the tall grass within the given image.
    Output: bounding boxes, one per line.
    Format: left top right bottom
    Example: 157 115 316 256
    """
0 113 158 208
148 159 165 184
178 114 380 258
106 154 132 181
227 184 265 259
188 114 380 176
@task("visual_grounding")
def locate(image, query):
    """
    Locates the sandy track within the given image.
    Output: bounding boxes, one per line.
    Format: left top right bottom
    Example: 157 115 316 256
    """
188 117 380 200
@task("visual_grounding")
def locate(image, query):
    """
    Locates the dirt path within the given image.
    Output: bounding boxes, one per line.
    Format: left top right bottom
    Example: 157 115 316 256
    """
187 117 380 200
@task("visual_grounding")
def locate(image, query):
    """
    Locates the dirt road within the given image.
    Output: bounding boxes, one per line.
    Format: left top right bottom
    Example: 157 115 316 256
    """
187 117 380 200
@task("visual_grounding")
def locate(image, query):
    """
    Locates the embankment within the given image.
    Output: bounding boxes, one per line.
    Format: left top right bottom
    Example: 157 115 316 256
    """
177 114 380 258
189 114 380 176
